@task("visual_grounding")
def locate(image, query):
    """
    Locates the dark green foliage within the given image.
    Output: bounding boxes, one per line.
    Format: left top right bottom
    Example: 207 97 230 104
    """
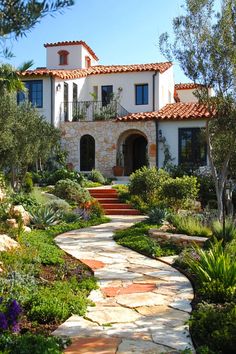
88 169 105 184
10 193 39 211
0 333 69 354
190 302 236 354
185 242 236 303
129 167 169 206
54 179 91 205
160 175 199 210
26 277 93 323
22 172 33 193
211 219 236 244
197 175 216 207
46 168 84 185
114 221 180 257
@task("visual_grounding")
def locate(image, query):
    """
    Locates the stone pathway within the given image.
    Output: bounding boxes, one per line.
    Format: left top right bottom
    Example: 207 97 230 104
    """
54 216 195 354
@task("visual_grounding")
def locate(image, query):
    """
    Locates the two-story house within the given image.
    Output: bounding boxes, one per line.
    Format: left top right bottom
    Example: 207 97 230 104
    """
20 40 212 176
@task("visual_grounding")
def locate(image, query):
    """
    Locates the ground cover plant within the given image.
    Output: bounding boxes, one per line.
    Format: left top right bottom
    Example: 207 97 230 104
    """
114 220 181 257
0 172 108 353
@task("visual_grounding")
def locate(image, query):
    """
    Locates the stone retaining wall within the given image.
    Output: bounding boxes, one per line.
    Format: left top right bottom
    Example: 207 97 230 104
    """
61 120 156 176
149 229 208 247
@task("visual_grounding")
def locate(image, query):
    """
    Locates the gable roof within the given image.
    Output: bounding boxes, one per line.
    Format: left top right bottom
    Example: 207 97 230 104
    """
117 102 215 121
175 83 205 90
19 62 173 80
44 40 99 61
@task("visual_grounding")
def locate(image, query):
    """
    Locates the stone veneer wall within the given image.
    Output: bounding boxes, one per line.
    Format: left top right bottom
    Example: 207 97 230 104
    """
61 120 157 176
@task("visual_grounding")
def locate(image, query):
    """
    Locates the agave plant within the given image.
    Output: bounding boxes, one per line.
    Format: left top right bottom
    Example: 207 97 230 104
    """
30 206 62 229
148 207 170 225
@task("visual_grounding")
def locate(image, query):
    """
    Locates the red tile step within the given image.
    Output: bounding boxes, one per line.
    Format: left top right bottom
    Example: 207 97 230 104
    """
101 203 132 209
88 188 141 215
104 209 141 215
96 198 120 204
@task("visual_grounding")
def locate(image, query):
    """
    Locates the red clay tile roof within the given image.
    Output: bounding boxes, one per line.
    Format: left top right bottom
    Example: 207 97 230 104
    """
118 103 215 121
175 83 205 90
44 40 99 61
20 62 172 79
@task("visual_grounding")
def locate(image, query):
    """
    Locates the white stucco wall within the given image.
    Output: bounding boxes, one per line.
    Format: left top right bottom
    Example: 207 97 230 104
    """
46 44 98 70
53 69 176 125
158 66 175 109
158 119 207 167
176 89 198 103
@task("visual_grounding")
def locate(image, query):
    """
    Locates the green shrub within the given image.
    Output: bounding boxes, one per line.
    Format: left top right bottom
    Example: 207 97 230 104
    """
88 169 105 184
197 175 216 207
0 333 69 354
54 179 91 205
129 167 170 205
190 302 236 354
89 199 104 218
22 172 33 193
168 214 212 237
112 184 130 203
26 277 92 323
185 242 236 303
45 198 71 213
211 219 236 244
114 221 179 257
46 168 84 185
148 207 170 225
11 193 39 211
161 175 199 210
30 206 62 229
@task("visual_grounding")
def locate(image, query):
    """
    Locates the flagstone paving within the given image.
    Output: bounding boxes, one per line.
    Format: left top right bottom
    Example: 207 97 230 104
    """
54 216 195 353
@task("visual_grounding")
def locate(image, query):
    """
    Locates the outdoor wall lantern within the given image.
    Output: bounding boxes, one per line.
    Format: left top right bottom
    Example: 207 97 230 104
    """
158 129 162 139
56 83 62 92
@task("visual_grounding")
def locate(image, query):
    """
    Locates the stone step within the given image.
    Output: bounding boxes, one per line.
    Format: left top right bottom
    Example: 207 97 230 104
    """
105 209 141 215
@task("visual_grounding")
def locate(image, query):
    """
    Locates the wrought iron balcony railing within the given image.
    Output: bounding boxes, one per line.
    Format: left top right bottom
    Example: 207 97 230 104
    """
62 100 129 122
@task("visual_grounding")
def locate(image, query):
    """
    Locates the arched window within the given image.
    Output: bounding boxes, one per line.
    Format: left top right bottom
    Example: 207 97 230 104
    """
58 50 69 65
85 56 91 68
80 135 95 171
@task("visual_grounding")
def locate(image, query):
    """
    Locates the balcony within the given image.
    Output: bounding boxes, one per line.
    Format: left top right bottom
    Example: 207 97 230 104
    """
62 100 129 122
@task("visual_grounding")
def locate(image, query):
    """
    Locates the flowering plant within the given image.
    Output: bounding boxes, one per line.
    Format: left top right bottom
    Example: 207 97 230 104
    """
0 297 22 334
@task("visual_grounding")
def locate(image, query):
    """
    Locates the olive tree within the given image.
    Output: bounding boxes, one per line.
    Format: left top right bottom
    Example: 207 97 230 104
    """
160 0 236 220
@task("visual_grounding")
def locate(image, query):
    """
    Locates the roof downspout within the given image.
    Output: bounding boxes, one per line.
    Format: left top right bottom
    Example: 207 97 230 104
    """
153 71 159 168
50 76 55 126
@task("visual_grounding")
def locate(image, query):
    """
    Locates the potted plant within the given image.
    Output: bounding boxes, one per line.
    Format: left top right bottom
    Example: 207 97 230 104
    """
113 150 124 176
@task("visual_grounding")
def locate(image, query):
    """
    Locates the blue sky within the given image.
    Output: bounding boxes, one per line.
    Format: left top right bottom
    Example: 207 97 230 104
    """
7 0 190 82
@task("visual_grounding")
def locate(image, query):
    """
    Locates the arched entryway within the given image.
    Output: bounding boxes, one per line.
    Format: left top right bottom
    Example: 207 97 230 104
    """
118 130 148 175
80 134 95 171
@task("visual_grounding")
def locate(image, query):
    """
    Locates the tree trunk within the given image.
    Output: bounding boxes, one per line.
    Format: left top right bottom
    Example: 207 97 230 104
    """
206 121 231 221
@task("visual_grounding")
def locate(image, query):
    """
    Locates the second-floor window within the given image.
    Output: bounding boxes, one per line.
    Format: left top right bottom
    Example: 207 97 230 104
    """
58 50 69 65
102 85 113 106
17 80 43 108
135 84 148 105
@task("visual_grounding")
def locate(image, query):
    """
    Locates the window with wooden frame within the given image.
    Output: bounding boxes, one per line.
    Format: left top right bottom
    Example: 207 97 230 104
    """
58 50 69 65
85 56 91 68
